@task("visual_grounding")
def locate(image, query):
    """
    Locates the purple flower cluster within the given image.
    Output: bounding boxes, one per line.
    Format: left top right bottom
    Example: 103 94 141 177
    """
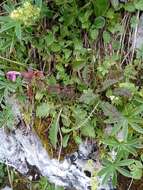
6 71 21 81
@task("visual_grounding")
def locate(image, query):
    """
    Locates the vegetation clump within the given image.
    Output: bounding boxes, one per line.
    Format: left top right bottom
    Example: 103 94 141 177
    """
0 0 143 189
10 1 40 26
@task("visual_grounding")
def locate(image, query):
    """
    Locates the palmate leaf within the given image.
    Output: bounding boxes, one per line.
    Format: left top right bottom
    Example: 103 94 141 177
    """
103 137 142 156
98 158 134 184
102 102 143 138
115 159 134 167
116 167 132 178
132 104 143 116
130 123 143 134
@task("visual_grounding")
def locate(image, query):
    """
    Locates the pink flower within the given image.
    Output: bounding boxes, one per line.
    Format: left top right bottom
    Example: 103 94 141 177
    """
6 71 21 81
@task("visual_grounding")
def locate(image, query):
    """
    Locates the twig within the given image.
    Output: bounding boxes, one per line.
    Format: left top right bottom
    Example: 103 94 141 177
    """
127 178 133 190
64 102 99 133
6 164 13 189
77 103 98 130
0 55 26 67
58 126 63 161
57 108 63 161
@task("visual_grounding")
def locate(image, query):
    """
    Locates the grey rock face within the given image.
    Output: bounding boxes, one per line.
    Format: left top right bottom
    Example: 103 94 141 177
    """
135 14 143 50
0 96 116 190
1 186 12 190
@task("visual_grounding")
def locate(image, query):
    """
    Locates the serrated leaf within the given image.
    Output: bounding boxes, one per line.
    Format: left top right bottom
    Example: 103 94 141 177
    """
101 79 119 91
101 102 121 120
113 87 132 98
36 102 52 118
80 123 95 138
79 89 97 105
49 115 59 148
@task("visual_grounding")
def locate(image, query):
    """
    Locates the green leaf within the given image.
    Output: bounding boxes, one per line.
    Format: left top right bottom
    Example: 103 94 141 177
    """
134 0 143 10
101 102 122 122
0 16 11 22
61 127 72 133
110 0 119 10
122 121 128 140
92 0 110 16
131 167 142 179
103 31 111 44
36 102 53 118
99 166 114 184
15 24 22 40
80 123 95 138
0 105 15 129
94 16 105 29
89 29 99 40
117 168 132 178
132 104 143 116
50 43 61 52
130 123 143 134
49 115 59 148
79 89 97 105
103 138 118 146
123 145 137 156
35 0 42 8
74 136 82 144
124 2 136 12
134 160 143 168
46 32 55 46
62 134 70 148
141 154 143 162
0 22 15 33
116 159 134 167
